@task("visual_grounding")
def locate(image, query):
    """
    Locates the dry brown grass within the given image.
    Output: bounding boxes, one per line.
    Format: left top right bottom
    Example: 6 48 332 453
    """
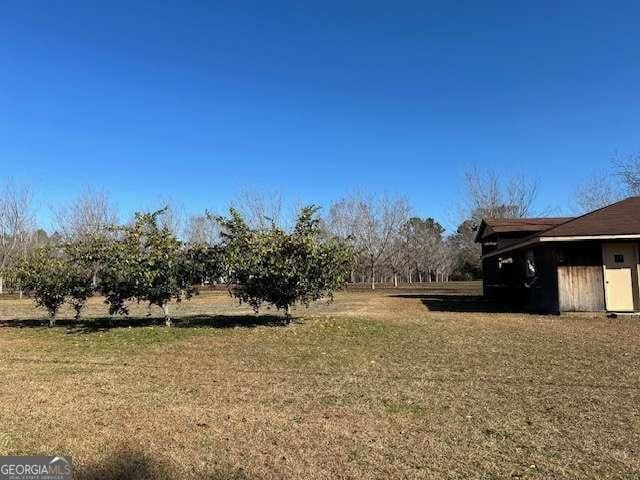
0 282 639 479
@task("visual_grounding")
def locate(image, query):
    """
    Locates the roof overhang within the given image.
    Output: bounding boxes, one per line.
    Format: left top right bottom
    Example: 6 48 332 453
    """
482 234 640 259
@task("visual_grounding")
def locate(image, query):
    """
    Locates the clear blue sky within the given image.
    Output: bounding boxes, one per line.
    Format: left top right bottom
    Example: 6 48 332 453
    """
1 1 639 229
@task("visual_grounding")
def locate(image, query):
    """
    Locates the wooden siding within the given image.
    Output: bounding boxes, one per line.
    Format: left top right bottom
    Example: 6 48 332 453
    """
558 265 605 312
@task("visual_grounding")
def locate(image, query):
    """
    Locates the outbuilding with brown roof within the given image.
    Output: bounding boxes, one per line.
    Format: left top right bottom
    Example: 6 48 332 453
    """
476 197 640 313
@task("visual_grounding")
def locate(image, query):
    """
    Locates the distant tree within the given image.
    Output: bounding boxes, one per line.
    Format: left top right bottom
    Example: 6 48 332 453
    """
452 168 541 280
449 219 482 280
383 235 408 287
231 188 287 230
615 153 640 195
573 153 640 214
156 197 185 237
53 188 119 288
0 183 35 294
573 170 620 213
328 194 409 289
184 214 220 245
216 205 352 320
53 188 118 240
463 167 538 221
402 217 444 282
433 237 456 282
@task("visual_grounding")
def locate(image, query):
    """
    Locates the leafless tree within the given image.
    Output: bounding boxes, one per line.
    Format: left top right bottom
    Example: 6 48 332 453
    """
383 235 409 287
0 182 36 293
573 153 640 214
231 188 286 230
614 153 640 195
54 188 118 239
329 193 410 289
446 168 541 281
184 214 220 245
432 239 456 282
152 197 185 237
463 167 538 221
573 170 620 213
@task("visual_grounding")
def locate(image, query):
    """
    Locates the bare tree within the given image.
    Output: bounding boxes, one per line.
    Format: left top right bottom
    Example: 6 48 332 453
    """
152 197 185 237
0 182 36 294
184 214 220 245
329 193 410 289
448 168 540 281
573 170 620 213
614 153 640 195
463 167 538 221
431 238 455 282
573 153 640 214
402 217 444 283
54 188 118 239
383 235 409 287
231 189 285 230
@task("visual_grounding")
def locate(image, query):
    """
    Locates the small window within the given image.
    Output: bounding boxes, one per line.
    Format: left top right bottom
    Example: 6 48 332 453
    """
614 254 624 264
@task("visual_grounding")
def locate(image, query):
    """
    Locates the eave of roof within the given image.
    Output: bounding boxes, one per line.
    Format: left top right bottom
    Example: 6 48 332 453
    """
480 196 640 259
482 233 640 259
474 217 572 242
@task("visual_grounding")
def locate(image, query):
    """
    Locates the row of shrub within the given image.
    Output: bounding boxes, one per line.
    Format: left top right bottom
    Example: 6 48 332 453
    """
9 206 353 326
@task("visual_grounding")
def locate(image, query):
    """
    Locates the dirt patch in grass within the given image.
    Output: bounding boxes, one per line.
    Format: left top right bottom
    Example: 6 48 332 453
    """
0 283 638 479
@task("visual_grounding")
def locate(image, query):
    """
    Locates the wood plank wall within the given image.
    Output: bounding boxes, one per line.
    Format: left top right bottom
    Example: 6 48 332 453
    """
558 265 605 311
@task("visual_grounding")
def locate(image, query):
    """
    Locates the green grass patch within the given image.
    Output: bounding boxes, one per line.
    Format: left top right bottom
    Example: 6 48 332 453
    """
382 399 427 417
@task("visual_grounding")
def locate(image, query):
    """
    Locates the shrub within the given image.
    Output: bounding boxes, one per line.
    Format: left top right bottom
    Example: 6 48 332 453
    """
97 209 222 326
216 205 353 320
11 245 94 325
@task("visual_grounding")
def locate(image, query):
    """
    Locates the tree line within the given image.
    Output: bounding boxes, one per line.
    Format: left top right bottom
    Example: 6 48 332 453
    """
1 156 637 319
0 179 497 303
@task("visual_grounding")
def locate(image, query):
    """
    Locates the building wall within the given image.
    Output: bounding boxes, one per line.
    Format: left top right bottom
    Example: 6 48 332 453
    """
482 244 559 313
558 266 605 311
525 245 560 313
601 241 640 311
483 240 640 313
556 241 605 312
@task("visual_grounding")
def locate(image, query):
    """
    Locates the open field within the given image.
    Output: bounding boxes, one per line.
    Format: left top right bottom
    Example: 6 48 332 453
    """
0 282 639 479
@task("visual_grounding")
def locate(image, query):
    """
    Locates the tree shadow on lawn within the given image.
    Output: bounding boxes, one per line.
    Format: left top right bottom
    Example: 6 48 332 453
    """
0 314 292 332
78 446 258 480
389 293 520 313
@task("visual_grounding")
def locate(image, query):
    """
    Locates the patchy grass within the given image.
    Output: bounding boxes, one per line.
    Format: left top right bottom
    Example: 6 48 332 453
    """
382 398 427 417
0 283 638 479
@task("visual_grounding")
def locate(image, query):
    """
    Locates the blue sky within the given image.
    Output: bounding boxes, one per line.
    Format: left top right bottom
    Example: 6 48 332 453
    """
1 1 639 229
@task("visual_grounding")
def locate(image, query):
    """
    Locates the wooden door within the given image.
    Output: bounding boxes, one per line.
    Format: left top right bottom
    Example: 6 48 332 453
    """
602 243 637 311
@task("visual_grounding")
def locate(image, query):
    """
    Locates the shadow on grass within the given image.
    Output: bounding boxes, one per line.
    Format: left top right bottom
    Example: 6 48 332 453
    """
389 293 519 313
78 447 257 480
0 314 292 332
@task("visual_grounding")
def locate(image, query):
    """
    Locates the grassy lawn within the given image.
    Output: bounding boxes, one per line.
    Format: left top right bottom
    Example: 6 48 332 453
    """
0 282 638 479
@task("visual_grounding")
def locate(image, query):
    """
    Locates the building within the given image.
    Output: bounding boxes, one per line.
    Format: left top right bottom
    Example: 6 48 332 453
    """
475 196 640 313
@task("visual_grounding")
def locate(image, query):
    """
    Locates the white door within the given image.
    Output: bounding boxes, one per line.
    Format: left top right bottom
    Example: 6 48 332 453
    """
603 243 637 311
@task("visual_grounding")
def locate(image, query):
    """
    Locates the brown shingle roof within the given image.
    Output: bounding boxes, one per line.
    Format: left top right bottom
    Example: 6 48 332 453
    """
480 196 640 258
539 196 640 237
486 217 572 233
476 217 572 241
